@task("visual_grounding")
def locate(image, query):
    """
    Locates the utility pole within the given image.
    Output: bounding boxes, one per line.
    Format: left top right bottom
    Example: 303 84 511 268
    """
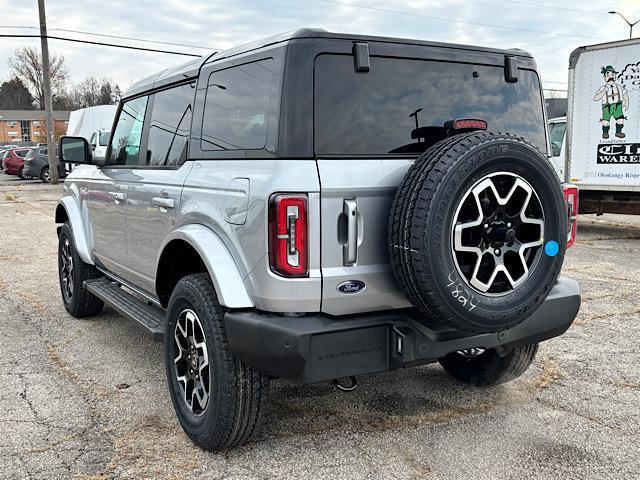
37 0 59 184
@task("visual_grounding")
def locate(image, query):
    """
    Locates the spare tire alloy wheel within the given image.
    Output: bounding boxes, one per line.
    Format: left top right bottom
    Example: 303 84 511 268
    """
452 171 544 296
389 132 567 333
173 309 210 416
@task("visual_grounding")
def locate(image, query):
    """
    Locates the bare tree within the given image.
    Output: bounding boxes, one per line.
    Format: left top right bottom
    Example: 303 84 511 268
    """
70 77 101 108
8 46 68 109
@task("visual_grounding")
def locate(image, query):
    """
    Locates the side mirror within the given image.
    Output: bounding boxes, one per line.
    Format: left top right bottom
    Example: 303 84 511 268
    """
58 136 92 164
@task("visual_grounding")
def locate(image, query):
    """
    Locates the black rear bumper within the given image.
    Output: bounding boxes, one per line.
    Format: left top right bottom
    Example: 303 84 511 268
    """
225 277 580 384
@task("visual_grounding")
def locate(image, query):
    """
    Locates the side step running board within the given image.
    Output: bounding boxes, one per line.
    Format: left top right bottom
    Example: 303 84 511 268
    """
84 278 165 341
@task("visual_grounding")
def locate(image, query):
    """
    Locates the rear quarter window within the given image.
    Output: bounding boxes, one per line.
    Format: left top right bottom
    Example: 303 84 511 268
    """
201 58 274 151
314 55 547 156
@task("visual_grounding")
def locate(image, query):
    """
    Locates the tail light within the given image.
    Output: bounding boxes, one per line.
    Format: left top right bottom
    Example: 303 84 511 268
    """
269 194 308 277
563 184 579 248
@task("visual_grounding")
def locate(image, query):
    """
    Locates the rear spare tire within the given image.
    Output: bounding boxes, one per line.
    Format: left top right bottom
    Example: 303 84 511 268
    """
389 132 567 333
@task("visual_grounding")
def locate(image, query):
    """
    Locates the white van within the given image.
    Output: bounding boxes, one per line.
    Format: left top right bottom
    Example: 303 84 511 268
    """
88 129 110 164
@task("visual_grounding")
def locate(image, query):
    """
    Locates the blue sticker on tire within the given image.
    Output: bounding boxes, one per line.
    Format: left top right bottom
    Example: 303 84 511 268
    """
544 240 559 257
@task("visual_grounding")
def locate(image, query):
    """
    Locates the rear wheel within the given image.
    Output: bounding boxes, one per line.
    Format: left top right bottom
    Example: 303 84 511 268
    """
58 223 104 317
17 167 25 179
439 344 538 386
165 273 269 451
41 167 51 183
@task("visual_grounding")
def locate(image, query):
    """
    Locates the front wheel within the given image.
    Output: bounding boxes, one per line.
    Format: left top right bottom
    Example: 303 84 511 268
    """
439 343 538 386
58 223 104 317
165 273 269 451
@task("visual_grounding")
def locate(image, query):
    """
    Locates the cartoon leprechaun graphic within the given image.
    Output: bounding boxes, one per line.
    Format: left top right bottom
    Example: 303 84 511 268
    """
593 65 630 139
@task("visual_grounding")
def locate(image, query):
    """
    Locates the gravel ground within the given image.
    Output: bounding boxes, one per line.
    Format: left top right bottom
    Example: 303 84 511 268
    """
0 183 638 479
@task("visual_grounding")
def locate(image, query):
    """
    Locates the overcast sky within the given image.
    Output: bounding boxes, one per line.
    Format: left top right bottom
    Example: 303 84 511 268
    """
1 0 639 96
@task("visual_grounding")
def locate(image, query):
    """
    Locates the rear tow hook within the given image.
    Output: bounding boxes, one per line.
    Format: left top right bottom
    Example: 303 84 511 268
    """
333 376 358 392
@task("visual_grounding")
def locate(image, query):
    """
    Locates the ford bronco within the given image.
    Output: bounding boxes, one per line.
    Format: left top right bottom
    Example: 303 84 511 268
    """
56 29 580 450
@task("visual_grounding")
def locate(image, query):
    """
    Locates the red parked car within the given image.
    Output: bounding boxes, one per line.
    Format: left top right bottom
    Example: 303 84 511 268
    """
2 148 31 178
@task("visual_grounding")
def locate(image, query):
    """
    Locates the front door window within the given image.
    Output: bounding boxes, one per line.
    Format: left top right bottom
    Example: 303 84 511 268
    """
109 96 148 165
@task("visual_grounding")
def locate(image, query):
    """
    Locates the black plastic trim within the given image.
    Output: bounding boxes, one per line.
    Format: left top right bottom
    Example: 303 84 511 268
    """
225 277 580 384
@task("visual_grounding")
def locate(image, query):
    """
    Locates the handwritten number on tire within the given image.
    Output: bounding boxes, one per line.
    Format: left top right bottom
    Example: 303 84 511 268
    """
447 272 477 312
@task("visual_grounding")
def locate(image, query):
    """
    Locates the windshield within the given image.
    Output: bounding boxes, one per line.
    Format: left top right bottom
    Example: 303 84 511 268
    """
314 55 547 155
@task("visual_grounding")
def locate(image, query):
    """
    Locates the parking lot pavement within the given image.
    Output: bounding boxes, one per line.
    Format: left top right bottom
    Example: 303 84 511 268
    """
0 172 41 186
0 183 639 479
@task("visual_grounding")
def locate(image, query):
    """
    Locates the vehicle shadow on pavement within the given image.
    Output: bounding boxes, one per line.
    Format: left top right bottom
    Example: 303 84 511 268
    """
260 361 544 440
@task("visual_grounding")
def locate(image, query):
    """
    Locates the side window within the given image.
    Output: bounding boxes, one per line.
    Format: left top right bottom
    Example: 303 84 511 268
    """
146 82 194 166
549 121 566 157
201 59 274 151
16 150 27 157
99 131 110 146
109 95 149 166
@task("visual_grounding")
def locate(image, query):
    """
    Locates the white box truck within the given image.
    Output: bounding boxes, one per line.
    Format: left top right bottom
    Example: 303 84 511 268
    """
566 38 640 214
66 105 117 165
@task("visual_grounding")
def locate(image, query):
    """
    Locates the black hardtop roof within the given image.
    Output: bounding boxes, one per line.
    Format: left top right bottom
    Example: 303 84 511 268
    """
124 28 532 98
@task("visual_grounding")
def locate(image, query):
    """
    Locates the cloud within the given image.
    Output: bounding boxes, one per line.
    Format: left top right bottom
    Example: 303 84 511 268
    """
0 0 638 96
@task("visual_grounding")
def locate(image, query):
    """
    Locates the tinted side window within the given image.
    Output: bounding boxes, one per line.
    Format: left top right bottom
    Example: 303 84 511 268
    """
146 82 194 166
15 150 27 157
109 95 149 166
314 55 547 155
201 59 274 151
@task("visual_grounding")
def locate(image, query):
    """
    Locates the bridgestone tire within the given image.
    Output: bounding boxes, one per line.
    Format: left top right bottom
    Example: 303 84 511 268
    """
165 273 269 451
389 132 567 333
439 344 538 386
58 223 104 317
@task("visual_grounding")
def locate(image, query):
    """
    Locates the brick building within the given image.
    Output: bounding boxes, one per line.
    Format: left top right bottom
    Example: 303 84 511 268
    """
0 110 70 144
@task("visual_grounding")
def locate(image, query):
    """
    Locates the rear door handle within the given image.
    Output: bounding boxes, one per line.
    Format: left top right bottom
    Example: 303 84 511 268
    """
152 197 175 209
343 198 358 265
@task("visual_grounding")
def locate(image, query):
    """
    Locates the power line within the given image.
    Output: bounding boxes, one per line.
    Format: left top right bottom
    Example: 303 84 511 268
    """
501 0 609 15
0 24 216 51
321 0 595 39
0 34 202 57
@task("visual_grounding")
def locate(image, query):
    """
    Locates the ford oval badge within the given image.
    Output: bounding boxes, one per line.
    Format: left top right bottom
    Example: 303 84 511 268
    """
337 280 366 294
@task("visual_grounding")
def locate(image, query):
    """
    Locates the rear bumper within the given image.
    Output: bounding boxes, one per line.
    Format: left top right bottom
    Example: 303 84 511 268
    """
22 163 40 178
225 276 580 384
4 162 20 175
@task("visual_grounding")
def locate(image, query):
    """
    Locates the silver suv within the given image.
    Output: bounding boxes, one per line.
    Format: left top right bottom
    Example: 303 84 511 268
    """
56 29 581 450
